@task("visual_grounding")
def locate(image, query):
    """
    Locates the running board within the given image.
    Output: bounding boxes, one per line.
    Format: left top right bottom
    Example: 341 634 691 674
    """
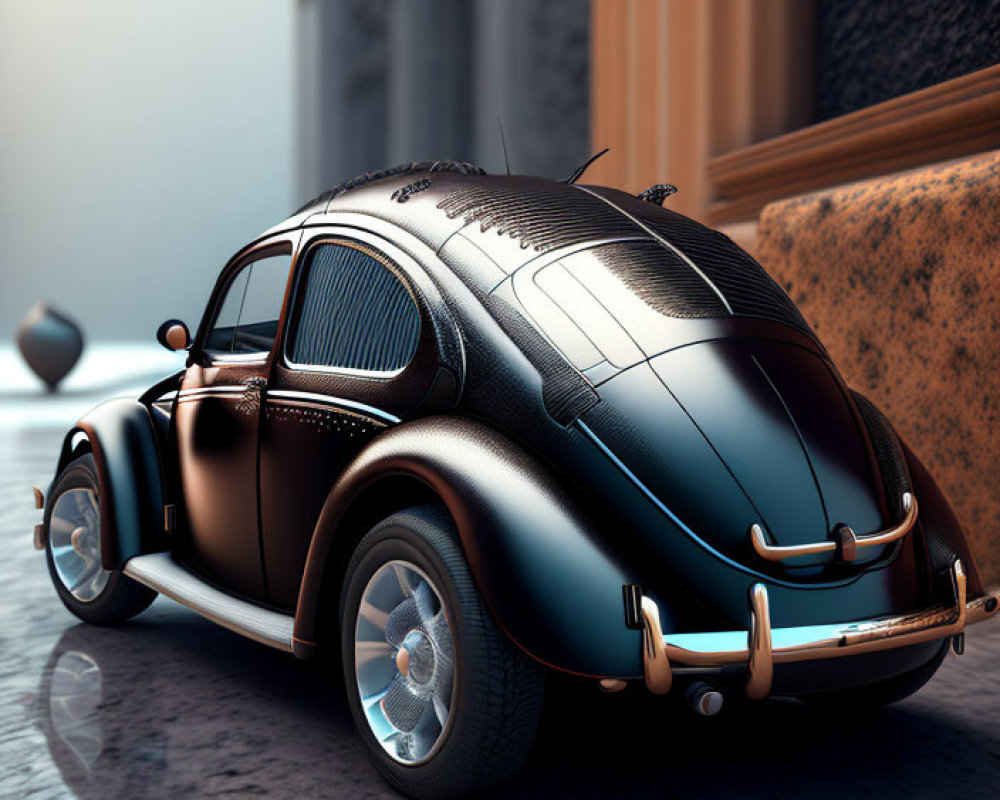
123 553 294 653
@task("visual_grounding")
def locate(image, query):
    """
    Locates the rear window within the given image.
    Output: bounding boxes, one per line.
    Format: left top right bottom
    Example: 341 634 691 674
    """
287 242 420 375
514 234 813 376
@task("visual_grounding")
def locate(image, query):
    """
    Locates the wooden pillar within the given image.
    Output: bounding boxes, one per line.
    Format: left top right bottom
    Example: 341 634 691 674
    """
590 0 815 223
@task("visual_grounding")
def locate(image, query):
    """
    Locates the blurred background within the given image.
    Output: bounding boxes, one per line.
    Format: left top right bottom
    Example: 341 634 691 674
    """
0 0 589 339
2 0 997 340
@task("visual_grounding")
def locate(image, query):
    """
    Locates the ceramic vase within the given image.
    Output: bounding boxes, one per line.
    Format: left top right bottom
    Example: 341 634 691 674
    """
16 302 85 392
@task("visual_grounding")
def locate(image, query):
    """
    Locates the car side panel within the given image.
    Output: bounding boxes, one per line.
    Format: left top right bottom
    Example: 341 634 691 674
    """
175 363 269 600
257 227 464 608
294 415 645 679
258 387 390 608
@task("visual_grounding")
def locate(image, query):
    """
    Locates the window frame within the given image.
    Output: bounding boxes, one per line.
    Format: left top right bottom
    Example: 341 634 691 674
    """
282 237 423 380
196 239 296 366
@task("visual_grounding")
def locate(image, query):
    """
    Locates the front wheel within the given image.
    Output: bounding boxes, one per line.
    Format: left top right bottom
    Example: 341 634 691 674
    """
341 506 545 800
44 453 157 624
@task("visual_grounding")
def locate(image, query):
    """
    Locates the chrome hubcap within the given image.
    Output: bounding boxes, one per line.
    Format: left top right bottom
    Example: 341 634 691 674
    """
49 488 110 602
355 560 455 765
398 629 435 684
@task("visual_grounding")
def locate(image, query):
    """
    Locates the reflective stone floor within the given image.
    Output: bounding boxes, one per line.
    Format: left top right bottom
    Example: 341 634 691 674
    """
1 346 998 799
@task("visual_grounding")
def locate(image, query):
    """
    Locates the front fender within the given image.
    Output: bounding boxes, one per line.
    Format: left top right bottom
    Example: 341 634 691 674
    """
294 416 642 678
56 399 167 571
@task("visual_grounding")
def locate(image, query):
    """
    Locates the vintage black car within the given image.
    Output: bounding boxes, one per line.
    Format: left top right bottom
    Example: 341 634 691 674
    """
35 161 998 799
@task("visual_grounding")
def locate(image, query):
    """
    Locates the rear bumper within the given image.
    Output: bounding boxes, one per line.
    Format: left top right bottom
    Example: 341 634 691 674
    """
641 559 999 698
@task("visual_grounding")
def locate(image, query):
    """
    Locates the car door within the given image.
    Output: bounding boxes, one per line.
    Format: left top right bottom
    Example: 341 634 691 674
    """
258 233 446 609
175 240 294 602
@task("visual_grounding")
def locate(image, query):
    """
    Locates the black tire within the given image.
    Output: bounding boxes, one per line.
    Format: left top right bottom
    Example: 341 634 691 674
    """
45 453 157 625
340 505 545 800
803 640 949 712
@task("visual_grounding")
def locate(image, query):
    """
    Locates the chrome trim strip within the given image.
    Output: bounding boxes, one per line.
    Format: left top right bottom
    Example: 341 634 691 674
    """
123 553 294 652
750 492 918 563
175 386 399 423
177 385 246 398
281 358 405 381
638 560 997 698
206 353 270 365
266 390 400 424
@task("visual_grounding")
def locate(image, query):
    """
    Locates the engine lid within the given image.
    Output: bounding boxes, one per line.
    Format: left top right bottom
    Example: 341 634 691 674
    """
592 337 889 576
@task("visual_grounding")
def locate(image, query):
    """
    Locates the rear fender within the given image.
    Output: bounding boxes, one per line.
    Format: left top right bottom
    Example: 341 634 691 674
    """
55 399 168 571
902 439 986 600
293 416 643 678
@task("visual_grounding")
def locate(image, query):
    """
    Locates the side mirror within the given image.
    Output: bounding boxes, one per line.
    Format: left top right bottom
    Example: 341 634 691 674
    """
156 319 192 352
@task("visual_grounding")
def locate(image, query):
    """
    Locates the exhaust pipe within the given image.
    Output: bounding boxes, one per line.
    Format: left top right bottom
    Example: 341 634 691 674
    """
685 682 724 717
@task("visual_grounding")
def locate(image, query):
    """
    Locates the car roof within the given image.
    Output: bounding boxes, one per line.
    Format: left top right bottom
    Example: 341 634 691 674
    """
264 162 811 338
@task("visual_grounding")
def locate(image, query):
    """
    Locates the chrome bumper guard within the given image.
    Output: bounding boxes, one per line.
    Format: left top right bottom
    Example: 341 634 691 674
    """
750 492 918 563
641 559 999 699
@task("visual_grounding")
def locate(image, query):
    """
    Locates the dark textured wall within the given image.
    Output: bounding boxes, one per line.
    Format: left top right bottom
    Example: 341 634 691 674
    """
297 0 590 202
817 0 1000 120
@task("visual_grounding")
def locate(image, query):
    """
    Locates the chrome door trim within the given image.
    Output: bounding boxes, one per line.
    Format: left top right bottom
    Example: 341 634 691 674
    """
266 389 400 424
176 385 246 402
177 385 246 396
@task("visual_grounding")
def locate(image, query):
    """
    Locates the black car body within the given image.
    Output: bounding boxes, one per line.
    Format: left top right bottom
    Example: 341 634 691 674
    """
37 161 998 798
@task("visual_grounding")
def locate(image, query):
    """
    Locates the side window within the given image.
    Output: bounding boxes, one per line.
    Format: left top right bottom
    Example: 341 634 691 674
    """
288 243 420 374
205 254 292 359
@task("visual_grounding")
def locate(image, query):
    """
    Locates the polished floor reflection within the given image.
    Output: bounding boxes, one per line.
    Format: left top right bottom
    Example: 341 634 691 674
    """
2 353 999 799
22 609 1000 799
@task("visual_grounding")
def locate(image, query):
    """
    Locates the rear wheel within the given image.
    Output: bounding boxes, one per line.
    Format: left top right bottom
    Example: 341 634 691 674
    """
340 505 545 799
802 640 949 711
45 453 157 624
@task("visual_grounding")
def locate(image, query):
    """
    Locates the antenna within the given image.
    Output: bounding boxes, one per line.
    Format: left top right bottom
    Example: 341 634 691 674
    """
498 117 511 175
564 148 610 184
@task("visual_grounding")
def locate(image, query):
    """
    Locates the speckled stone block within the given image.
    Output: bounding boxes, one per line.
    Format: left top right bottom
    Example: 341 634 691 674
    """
757 151 1000 584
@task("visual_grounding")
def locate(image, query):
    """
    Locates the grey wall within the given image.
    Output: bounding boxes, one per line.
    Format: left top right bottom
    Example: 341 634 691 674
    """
0 0 295 341
297 0 591 203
